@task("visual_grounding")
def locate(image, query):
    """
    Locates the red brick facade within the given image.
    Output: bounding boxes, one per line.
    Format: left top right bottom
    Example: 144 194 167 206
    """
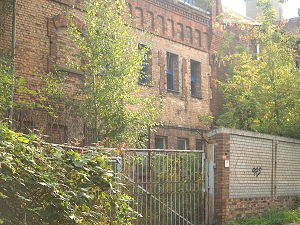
0 0 223 147
2 1 300 224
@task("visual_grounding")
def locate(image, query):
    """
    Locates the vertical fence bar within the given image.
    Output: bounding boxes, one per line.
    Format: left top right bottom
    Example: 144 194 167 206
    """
114 149 204 225
175 152 178 225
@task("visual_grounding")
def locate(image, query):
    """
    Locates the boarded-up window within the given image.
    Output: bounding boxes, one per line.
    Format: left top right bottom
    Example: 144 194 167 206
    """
195 30 201 47
203 33 208 49
56 27 81 69
177 23 183 40
157 16 164 35
135 7 143 28
124 3 132 22
185 26 192 44
146 11 154 31
167 19 174 38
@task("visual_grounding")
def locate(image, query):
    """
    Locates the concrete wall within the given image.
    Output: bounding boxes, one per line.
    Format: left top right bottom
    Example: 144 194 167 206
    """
207 128 300 224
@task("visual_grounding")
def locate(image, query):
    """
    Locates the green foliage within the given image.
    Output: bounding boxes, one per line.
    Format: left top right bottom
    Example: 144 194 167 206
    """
194 0 214 11
198 115 214 127
295 196 300 208
42 0 159 147
0 123 136 224
0 47 32 123
173 0 213 11
224 208 300 225
217 0 300 138
0 49 12 119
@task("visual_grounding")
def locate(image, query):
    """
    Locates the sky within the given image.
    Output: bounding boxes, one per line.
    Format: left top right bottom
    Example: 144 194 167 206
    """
222 0 300 19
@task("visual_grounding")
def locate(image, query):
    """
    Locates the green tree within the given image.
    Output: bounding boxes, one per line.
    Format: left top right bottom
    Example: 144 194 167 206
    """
217 0 300 138
42 0 159 147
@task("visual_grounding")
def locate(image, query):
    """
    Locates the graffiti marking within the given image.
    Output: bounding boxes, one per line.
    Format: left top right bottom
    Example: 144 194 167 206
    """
252 167 262 177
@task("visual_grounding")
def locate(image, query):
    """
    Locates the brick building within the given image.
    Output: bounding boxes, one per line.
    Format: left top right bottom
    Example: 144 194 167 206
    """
0 0 223 148
283 16 300 68
2 1 300 224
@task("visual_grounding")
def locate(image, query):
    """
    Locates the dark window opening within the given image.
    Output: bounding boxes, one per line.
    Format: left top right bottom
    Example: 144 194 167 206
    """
167 52 178 91
196 139 203 150
139 44 152 84
155 136 167 149
190 60 201 97
177 138 188 150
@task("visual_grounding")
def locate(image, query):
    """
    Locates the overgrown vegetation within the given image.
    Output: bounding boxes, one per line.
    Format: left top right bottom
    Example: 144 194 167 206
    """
217 0 300 138
0 49 12 119
194 0 214 11
0 123 136 224
224 208 300 225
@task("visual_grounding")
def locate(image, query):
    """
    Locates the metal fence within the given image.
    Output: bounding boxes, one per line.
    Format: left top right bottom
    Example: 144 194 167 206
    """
110 149 205 225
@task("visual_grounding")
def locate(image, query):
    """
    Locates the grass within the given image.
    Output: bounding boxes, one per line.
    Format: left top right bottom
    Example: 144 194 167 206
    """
224 208 300 225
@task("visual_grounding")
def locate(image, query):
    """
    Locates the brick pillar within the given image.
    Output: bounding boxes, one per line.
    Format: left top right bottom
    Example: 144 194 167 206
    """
209 133 230 224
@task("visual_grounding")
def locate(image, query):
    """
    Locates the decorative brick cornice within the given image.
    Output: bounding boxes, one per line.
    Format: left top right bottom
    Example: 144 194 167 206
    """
143 0 210 26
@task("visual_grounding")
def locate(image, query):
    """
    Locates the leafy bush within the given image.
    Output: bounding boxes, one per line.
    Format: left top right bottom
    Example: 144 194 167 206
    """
0 124 135 224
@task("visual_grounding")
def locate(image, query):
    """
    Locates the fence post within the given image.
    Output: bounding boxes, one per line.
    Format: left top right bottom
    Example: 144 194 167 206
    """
205 144 215 225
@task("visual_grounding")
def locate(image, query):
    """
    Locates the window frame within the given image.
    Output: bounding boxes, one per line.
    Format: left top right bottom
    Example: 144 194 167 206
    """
167 52 175 90
177 138 188 150
155 136 167 149
166 52 179 92
190 59 201 98
138 44 151 85
196 139 203 150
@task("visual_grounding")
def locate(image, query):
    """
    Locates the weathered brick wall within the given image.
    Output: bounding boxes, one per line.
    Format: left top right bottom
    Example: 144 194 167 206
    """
149 126 204 150
208 128 300 224
0 0 222 146
0 0 85 143
0 1 12 51
209 0 223 116
117 0 222 146
128 0 223 145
